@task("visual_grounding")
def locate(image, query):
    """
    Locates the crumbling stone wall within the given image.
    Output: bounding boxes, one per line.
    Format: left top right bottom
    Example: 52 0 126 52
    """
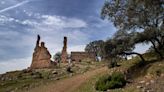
30 35 52 69
71 52 95 62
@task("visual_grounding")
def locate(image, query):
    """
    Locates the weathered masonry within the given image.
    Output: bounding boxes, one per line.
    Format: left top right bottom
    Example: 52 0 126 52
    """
71 52 95 62
30 35 53 69
61 36 68 63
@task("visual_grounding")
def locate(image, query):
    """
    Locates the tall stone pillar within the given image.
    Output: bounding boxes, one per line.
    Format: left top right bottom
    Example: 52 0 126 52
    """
61 36 68 63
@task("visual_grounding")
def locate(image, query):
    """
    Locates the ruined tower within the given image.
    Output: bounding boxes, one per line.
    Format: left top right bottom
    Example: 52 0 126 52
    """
61 36 68 63
30 35 52 69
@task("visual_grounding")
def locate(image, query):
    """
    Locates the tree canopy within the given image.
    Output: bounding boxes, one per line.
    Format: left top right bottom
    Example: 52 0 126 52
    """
53 52 61 63
104 30 145 61
85 40 104 58
102 0 164 31
101 0 164 59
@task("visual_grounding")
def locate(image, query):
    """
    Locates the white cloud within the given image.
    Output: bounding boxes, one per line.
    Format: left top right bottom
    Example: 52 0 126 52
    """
1 1 5 4
134 43 151 54
0 15 15 23
0 30 19 36
22 11 87 29
0 14 87 29
21 20 38 26
0 57 31 74
40 15 87 29
0 30 34 49
68 45 85 52
22 14 90 54
0 14 89 53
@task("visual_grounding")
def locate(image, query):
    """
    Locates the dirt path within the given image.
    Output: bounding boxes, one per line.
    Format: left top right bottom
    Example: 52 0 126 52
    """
26 67 108 92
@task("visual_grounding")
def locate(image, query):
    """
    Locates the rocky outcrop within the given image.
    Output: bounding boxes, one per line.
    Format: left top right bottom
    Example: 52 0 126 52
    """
61 36 68 63
30 35 52 69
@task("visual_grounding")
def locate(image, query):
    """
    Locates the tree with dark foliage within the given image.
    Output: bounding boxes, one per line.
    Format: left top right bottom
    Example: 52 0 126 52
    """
104 30 145 62
85 40 105 59
101 0 164 59
53 52 62 67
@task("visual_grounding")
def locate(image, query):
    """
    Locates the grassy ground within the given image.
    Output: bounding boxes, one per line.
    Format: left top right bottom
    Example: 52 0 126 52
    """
0 61 105 92
74 73 106 92
1 52 163 92
24 67 108 92
74 52 164 92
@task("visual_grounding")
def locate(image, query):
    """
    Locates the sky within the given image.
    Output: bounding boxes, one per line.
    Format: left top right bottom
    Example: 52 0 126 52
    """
0 0 150 74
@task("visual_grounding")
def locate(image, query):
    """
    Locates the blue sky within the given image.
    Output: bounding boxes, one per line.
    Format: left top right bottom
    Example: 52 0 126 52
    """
0 0 150 73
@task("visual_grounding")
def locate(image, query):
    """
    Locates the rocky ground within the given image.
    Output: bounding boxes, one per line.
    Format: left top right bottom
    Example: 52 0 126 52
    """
0 61 105 92
25 67 108 92
72 53 164 92
108 59 164 92
1 53 163 92
135 74 164 92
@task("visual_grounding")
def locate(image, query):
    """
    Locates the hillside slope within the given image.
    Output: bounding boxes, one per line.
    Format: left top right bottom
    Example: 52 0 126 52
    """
25 67 108 92
74 52 164 92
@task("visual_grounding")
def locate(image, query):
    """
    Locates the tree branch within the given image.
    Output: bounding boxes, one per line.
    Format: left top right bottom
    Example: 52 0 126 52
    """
121 51 145 62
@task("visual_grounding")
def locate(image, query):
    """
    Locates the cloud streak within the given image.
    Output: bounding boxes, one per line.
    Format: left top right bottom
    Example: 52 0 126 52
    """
0 0 30 13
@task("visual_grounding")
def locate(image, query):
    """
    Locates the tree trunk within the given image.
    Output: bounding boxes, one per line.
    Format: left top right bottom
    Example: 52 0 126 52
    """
123 52 145 62
150 40 163 59
161 36 164 50
154 38 163 50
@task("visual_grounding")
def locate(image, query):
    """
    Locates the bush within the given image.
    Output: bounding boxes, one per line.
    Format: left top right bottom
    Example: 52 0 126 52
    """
110 72 126 88
95 72 126 91
95 75 111 91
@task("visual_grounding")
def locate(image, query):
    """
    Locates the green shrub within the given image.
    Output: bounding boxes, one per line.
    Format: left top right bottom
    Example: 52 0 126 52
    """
110 72 126 88
95 72 126 91
95 75 111 91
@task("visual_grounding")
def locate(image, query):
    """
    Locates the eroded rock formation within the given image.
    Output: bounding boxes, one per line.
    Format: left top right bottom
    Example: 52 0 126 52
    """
61 36 68 63
30 35 52 69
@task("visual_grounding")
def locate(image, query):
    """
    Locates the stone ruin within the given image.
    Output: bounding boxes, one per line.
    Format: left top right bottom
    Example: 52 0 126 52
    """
71 52 96 62
30 35 96 69
30 35 52 69
61 36 68 63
